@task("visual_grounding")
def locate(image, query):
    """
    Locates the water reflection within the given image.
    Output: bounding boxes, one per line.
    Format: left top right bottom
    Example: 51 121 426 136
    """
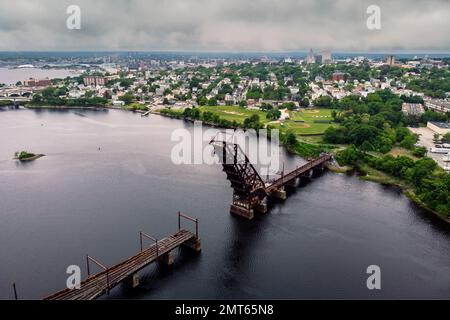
0 109 449 299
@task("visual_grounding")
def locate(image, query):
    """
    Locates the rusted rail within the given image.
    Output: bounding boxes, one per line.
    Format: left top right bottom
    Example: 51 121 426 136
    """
44 213 200 300
265 153 331 193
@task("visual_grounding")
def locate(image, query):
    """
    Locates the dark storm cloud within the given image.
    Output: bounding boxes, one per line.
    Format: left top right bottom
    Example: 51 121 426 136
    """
0 0 448 51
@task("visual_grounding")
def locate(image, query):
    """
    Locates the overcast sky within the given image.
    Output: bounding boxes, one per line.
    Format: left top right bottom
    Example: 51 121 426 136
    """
0 0 448 52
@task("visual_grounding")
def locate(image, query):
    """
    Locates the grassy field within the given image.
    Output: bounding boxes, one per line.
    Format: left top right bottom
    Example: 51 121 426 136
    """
275 108 337 135
160 106 337 135
198 105 270 124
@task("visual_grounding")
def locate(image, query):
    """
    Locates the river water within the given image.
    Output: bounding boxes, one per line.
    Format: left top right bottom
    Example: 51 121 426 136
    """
0 108 448 299
0 68 79 85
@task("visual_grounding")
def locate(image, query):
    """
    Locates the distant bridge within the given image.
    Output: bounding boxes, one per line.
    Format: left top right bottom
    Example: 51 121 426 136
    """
0 86 50 101
210 138 332 219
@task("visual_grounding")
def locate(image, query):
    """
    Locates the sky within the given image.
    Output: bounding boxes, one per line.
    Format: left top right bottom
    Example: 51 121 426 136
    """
0 0 449 52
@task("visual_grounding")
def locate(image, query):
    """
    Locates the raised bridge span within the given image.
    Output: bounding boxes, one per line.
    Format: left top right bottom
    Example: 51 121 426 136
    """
210 138 332 219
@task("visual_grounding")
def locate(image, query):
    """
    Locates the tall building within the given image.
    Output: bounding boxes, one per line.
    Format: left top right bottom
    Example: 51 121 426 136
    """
385 55 396 66
321 50 332 64
314 54 322 64
306 48 315 64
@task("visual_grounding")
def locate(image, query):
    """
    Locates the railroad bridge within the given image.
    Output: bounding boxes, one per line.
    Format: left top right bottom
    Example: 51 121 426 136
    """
210 138 332 219
43 212 200 300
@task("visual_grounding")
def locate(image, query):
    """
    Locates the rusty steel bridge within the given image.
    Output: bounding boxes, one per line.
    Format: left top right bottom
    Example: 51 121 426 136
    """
210 138 332 219
43 212 200 300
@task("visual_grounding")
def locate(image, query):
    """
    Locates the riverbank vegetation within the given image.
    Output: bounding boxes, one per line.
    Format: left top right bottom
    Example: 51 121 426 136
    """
15 150 35 160
121 103 148 112
337 146 449 219
14 150 44 161
327 89 449 219
159 106 335 158
29 86 108 107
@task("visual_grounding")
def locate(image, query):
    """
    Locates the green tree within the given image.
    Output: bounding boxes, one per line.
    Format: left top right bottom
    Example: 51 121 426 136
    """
442 132 450 143
119 93 134 105
266 109 281 120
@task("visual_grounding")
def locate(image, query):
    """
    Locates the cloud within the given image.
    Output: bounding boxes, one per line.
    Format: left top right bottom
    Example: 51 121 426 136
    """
0 0 448 52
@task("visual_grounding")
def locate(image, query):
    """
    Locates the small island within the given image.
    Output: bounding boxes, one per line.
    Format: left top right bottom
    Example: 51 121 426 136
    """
14 150 45 161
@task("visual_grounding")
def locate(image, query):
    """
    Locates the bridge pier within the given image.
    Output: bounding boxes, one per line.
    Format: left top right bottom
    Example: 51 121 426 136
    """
313 164 325 175
126 273 140 288
230 205 255 220
271 187 287 200
301 169 313 179
182 237 201 252
254 198 268 214
158 251 174 266
286 177 300 188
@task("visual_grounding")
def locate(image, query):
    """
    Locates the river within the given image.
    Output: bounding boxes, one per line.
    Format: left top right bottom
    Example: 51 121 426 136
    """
0 108 449 299
0 68 80 85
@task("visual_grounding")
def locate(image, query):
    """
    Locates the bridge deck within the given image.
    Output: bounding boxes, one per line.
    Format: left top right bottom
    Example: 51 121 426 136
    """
44 229 195 300
265 153 331 193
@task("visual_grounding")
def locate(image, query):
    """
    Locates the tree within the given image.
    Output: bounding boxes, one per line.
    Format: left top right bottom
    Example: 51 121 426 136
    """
336 145 360 166
198 96 208 106
299 98 310 107
285 131 297 148
259 103 273 111
243 114 262 130
118 93 134 105
442 132 450 143
207 98 217 106
412 147 427 158
349 125 378 146
266 109 281 121
282 102 296 111
183 108 192 118
313 96 332 108
119 78 134 89
433 133 441 143
239 100 247 107
323 126 348 144
400 135 417 150
406 157 437 186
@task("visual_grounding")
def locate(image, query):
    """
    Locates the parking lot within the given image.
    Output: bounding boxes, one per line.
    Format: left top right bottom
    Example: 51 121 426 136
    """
409 127 450 170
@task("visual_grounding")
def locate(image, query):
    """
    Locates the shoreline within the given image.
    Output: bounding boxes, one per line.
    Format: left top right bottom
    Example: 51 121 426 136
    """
6 107 449 225
25 105 112 110
155 110 449 224
14 154 45 161
328 163 450 225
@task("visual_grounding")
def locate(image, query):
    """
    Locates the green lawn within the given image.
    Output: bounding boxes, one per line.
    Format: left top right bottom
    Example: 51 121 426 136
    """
275 108 337 135
198 105 270 124
161 106 337 135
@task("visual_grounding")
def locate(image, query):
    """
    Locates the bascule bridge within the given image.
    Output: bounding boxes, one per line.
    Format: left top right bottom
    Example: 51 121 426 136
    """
210 138 332 219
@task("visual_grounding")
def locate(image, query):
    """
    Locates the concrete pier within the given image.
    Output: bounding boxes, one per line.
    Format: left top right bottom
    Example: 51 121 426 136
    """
158 251 174 266
271 188 287 200
230 204 255 220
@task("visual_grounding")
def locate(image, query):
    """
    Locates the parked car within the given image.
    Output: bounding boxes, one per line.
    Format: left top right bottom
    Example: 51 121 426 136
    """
430 147 449 154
